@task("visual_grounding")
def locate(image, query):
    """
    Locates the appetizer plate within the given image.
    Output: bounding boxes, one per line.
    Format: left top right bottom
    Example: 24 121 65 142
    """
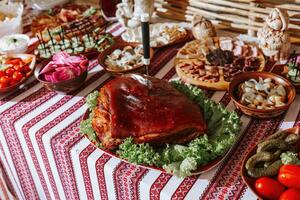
121 23 191 48
241 126 300 200
175 37 265 90
98 42 154 76
82 109 240 175
0 54 36 93
229 72 296 118
270 64 300 93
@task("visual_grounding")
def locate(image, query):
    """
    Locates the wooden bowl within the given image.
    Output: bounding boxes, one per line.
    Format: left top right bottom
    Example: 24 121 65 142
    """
98 42 154 76
34 59 88 94
229 72 296 119
241 126 300 200
0 54 36 93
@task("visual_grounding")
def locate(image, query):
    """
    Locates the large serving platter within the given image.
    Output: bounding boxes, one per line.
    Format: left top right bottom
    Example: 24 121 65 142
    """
82 109 241 175
241 126 300 199
175 37 266 91
80 81 243 176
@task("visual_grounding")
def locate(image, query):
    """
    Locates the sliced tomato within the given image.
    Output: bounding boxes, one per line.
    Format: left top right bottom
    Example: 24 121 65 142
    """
280 188 300 200
0 70 5 77
278 165 300 189
5 67 15 77
255 177 285 200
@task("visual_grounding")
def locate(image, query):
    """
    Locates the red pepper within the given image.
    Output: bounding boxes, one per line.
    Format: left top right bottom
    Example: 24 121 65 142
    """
280 188 300 200
278 165 300 189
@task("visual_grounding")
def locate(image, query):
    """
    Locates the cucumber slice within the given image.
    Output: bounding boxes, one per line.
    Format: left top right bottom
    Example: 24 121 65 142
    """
65 48 74 54
74 46 84 54
288 69 300 83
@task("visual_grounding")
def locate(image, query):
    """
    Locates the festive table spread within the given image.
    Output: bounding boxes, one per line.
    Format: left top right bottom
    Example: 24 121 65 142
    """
1 1 300 200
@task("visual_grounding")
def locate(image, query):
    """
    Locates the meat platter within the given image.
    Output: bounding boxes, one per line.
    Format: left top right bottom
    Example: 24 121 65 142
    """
175 37 265 90
80 74 242 177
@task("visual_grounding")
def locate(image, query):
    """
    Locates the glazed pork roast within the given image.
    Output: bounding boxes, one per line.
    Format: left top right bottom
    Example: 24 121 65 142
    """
92 74 207 150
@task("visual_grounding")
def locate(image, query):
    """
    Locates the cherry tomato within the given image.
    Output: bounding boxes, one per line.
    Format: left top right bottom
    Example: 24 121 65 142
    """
5 67 15 77
13 64 22 71
278 165 300 189
12 71 23 82
280 188 300 200
255 177 285 200
0 76 10 85
0 70 5 77
0 82 7 89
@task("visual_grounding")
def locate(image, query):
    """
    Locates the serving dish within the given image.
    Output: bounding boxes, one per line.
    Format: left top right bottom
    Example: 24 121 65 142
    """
80 76 242 177
0 53 36 93
34 52 88 93
229 72 296 118
98 43 154 76
241 126 300 200
31 3 106 36
121 23 191 48
0 34 30 54
175 37 265 90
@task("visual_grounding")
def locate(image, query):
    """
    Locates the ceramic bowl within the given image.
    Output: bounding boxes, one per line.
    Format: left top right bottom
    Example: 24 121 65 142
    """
0 34 30 54
98 42 154 76
0 53 36 93
34 59 88 94
229 72 296 118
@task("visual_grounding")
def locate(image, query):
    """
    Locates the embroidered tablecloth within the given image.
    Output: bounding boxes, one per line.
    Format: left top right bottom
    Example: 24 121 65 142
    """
0 17 300 200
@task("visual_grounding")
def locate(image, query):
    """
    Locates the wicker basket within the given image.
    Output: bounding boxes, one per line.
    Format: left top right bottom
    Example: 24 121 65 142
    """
155 0 300 44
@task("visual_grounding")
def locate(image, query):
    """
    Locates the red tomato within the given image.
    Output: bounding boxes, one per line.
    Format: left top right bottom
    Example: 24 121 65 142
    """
280 188 300 200
12 71 23 82
255 177 285 200
0 70 5 77
5 67 15 77
278 165 300 189
0 82 7 89
13 64 22 71
0 76 10 85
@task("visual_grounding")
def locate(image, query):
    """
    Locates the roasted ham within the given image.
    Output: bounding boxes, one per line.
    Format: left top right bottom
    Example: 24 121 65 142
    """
92 74 207 150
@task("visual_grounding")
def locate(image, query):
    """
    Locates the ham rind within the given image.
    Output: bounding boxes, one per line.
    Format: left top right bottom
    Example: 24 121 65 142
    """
92 74 207 150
